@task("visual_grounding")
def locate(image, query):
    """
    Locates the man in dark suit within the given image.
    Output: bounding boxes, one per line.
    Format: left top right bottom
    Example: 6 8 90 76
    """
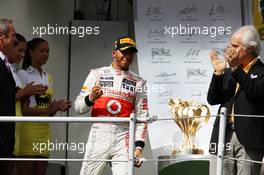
0 18 17 175
207 25 264 175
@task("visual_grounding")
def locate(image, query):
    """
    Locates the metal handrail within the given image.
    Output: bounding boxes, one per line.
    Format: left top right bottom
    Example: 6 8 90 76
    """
0 114 138 175
0 116 130 123
0 110 264 175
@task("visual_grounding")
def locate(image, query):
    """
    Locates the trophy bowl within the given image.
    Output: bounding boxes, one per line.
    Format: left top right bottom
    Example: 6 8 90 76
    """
169 98 210 156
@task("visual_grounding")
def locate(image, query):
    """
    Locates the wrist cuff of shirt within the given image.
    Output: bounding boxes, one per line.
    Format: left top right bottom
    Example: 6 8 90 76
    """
135 141 145 149
213 71 225 76
84 95 94 106
136 146 143 152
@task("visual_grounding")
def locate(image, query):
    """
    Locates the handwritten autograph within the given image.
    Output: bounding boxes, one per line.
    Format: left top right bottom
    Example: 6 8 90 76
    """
155 72 177 81
184 48 200 58
151 48 171 58
176 5 198 17
155 72 177 78
157 90 173 97
146 5 166 16
148 28 166 38
186 68 207 79
209 4 225 16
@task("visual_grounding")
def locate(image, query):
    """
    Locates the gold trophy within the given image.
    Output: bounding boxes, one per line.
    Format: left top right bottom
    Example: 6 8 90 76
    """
169 98 210 155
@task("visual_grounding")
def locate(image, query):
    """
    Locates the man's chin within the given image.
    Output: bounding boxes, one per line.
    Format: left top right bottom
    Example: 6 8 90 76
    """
121 62 130 67
120 64 129 70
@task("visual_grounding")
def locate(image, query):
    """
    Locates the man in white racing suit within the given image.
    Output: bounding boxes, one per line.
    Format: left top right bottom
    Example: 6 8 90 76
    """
74 37 148 175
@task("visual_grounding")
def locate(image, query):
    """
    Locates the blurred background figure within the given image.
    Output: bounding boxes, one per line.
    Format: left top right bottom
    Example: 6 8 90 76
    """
13 38 71 175
0 18 17 175
208 25 264 175
8 33 50 174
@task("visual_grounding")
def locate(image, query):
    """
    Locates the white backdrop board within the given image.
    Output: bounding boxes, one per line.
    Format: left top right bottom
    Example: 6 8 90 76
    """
134 0 242 170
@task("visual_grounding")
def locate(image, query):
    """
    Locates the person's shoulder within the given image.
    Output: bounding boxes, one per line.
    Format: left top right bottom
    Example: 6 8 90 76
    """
16 69 30 84
18 66 35 75
253 59 264 71
257 58 264 66
0 59 5 67
17 69 28 77
90 66 110 73
251 59 264 76
128 70 146 83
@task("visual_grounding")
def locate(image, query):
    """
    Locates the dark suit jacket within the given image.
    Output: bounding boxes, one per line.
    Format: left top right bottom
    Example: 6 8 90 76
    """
0 57 16 157
207 59 264 153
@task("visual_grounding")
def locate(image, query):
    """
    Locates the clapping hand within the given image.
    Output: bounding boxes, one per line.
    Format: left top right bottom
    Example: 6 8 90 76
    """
209 50 227 75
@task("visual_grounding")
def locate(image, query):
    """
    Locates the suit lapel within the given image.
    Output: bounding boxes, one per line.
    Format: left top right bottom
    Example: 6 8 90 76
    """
226 68 236 94
235 87 241 98
234 60 262 98
0 58 15 86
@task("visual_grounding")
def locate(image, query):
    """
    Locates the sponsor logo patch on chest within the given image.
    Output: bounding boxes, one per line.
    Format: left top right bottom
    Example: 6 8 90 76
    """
99 75 114 87
122 78 137 92
99 81 113 87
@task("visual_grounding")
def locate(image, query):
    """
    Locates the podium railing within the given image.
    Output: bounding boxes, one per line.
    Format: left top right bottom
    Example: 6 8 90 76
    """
0 108 264 175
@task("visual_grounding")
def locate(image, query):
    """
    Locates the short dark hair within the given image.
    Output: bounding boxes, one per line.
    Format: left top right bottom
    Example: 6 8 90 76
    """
14 33 26 47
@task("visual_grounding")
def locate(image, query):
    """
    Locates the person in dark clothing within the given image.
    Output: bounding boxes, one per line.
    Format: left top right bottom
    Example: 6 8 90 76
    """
208 25 264 175
0 18 17 175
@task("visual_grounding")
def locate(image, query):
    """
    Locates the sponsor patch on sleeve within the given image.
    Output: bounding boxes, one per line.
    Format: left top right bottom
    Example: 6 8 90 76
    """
82 86 88 90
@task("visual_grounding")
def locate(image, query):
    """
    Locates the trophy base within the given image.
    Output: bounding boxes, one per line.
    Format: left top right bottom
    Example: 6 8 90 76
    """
158 154 211 175
172 148 204 156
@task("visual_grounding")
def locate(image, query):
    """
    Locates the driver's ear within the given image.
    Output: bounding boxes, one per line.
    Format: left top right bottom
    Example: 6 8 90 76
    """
112 50 116 58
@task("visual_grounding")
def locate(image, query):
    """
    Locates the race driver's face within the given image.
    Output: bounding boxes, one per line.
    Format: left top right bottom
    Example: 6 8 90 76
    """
112 48 136 70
